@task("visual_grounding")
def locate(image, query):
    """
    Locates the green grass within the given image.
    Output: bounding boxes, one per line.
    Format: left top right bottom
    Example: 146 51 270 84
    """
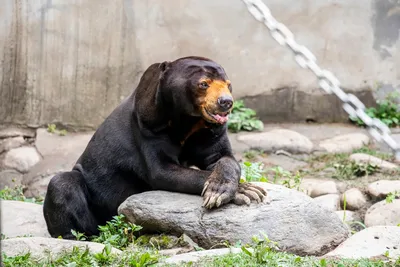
227 100 264 133
166 234 400 267
4 233 400 267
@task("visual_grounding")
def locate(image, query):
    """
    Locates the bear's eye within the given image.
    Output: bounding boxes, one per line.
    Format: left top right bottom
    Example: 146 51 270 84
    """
199 81 209 89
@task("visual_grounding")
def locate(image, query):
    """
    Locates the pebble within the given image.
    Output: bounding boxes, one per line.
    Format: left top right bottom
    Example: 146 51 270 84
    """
364 199 400 227
367 180 400 200
299 178 338 198
341 188 367 211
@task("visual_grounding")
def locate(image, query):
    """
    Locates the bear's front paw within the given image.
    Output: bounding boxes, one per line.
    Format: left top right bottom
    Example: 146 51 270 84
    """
201 177 238 209
233 182 268 206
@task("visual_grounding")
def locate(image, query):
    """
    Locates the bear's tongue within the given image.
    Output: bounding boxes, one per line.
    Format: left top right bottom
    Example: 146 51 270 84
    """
213 114 228 124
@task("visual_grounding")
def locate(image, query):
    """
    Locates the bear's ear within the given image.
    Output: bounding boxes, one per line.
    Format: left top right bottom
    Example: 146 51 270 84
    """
159 61 170 72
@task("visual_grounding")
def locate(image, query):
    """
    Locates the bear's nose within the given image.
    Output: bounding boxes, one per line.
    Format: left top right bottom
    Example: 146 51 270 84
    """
217 95 233 111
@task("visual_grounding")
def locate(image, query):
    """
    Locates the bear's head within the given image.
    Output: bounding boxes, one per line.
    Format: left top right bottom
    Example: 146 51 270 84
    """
158 56 234 125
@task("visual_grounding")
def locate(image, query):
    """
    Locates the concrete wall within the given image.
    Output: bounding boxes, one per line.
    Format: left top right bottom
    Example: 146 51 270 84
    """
1 0 399 130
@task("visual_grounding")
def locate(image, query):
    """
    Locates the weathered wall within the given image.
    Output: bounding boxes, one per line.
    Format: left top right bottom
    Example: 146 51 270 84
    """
1 0 399 129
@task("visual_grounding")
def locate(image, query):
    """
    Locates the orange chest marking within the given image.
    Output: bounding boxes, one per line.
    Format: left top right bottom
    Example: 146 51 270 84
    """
180 119 208 145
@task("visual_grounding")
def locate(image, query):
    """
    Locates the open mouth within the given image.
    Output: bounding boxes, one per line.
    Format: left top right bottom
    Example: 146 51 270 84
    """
204 109 230 124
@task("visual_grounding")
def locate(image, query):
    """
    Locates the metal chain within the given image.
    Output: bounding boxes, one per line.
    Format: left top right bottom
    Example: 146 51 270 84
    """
241 0 400 160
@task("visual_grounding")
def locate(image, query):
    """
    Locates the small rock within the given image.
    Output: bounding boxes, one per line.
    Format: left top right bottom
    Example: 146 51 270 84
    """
299 179 338 197
0 136 26 154
236 129 313 154
119 182 350 256
313 194 340 211
162 247 244 265
319 133 370 153
0 127 35 139
367 180 400 200
35 128 94 157
1 200 50 238
324 226 400 259
335 210 360 223
2 237 121 258
364 199 400 227
341 188 367 211
2 147 42 173
23 155 78 198
349 153 399 172
24 175 53 198
0 170 23 190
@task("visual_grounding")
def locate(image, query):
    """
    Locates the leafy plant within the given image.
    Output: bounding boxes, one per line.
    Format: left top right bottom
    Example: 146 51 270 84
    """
47 123 68 136
0 184 43 204
90 214 143 250
386 191 400 203
2 244 159 267
239 162 303 190
240 161 268 183
332 160 379 180
350 91 400 128
227 100 264 133
241 232 280 264
71 229 87 241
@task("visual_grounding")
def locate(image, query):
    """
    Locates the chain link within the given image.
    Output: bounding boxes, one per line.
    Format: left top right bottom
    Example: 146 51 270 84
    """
241 0 400 160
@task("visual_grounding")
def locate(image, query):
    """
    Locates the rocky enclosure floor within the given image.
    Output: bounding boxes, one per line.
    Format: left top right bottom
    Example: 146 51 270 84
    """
1 123 400 265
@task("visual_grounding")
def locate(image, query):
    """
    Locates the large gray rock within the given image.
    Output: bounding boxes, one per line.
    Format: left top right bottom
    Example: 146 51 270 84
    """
367 180 400 200
364 199 400 227
1 200 50 238
236 129 313 154
0 136 26 154
324 226 400 259
118 182 350 256
2 147 42 173
2 237 121 258
318 133 370 153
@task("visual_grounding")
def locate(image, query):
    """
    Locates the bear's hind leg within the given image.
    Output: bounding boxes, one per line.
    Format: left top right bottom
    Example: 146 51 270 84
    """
43 170 99 239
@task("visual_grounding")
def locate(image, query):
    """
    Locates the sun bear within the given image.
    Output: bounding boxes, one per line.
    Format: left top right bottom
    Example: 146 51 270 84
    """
43 56 267 239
